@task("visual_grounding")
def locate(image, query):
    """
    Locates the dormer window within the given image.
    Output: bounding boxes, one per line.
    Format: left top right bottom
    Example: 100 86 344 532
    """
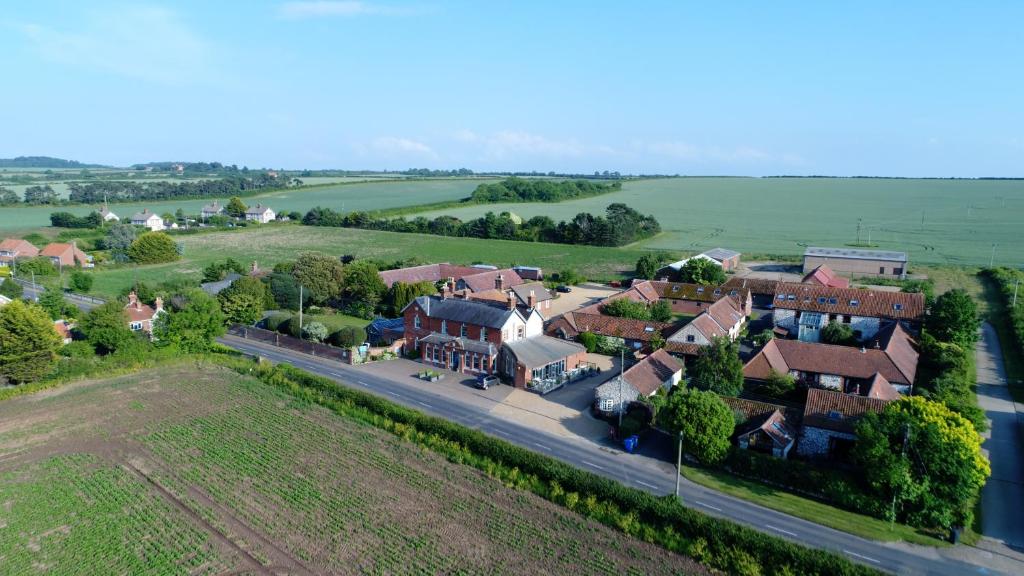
827 297 838 305
776 294 785 300
460 324 467 337
696 287 704 294
441 320 448 335
714 289 721 295
827 410 843 420
849 299 859 307
414 315 421 329
480 327 487 341
671 286 680 292
644 326 654 332
787 294 795 301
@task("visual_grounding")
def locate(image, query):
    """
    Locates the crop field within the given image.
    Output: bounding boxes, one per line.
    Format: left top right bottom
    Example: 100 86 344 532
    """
413 177 1024 267
0 363 706 575
87 224 647 296
0 178 495 233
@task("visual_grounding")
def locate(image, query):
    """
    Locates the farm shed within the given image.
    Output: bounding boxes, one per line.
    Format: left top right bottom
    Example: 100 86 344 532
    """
802 247 908 280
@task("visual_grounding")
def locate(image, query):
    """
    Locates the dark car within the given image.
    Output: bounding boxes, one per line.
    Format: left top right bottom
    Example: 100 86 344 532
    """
556 285 572 293
476 375 499 390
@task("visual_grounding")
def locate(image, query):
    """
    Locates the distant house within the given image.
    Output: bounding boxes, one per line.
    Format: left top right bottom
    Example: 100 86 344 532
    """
801 264 850 288
378 262 481 289
40 243 93 269
547 311 674 352
125 292 164 334
803 247 908 280
513 265 543 281
244 204 276 224
771 283 925 342
53 319 74 344
501 336 588 388
594 349 683 415
799 388 891 458
456 269 526 294
131 209 165 232
201 200 225 220
98 204 119 222
0 238 40 267
743 322 917 394
659 248 742 275
663 297 746 357
722 397 798 459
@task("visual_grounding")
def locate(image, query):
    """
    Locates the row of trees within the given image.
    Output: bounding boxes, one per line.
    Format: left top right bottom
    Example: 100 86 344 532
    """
303 203 661 248
468 177 621 203
601 298 673 322
65 175 291 204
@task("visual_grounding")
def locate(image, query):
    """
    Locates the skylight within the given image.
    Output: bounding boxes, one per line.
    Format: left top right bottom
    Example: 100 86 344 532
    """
893 303 903 311
850 299 860 307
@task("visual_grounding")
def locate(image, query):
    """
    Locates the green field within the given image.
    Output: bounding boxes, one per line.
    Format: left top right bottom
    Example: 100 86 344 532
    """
0 178 496 233
413 177 1024 267
87 224 647 296
0 363 705 575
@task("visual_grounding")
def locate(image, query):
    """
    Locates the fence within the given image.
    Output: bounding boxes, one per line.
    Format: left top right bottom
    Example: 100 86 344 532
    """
227 324 354 364
10 277 106 306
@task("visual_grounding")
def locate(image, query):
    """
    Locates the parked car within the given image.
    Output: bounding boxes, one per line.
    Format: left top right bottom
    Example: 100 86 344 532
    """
476 375 499 390
556 285 572 293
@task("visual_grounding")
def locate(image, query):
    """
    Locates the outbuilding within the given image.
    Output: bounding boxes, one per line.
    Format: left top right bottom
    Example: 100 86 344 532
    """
802 247 908 280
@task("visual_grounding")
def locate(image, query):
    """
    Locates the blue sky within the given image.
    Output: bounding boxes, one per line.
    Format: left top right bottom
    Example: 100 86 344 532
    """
1 1 1022 176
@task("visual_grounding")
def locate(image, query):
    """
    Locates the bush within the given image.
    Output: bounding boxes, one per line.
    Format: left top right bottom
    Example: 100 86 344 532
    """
0 278 23 299
60 341 95 358
263 312 291 332
127 232 179 264
303 321 329 343
578 331 598 353
69 270 94 292
329 325 367 348
14 257 57 277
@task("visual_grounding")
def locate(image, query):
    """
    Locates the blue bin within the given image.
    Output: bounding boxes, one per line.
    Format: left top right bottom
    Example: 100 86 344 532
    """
623 435 639 453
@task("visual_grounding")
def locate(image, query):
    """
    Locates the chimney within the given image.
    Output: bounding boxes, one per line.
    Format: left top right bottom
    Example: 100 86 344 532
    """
495 273 504 291
128 291 138 307
528 289 537 310
155 297 164 312
251 260 259 273
441 283 450 300
507 292 516 311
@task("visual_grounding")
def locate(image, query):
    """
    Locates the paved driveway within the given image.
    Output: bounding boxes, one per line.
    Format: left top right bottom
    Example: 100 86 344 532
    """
545 283 620 317
977 322 1024 550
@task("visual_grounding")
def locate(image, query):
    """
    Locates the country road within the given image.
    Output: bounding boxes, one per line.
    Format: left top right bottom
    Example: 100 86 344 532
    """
220 334 1016 576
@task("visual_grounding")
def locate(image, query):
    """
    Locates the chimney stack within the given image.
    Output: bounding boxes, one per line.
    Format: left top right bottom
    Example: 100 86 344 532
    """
441 283 450 300
528 289 537 310
507 292 516 311
128 291 138 308
251 260 259 273
155 297 164 312
495 273 504 291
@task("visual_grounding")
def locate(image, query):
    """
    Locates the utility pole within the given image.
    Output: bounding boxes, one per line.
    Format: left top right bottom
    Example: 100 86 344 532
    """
890 423 911 530
921 210 925 231
990 243 997 267
617 348 625 428
298 284 304 337
856 219 862 244
1013 277 1020 308
675 430 684 498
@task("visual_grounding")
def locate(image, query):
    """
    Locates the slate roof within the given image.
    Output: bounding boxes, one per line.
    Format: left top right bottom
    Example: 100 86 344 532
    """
408 295 518 329
801 264 850 288
503 335 585 368
621 349 682 396
131 209 159 221
510 282 553 305
547 312 674 342
772 282 925 321
378 263 480 288
200 273 243 295
803 388 890 434
804 247 907 263
702 248 741 262
245 203 273 215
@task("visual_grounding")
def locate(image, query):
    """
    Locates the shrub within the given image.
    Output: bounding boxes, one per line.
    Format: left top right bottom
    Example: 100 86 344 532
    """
329 325 367 348
127 232 179 264
69 270 94 292
303 321 329 343
60 340 96 358
578 331 598 353
0 278 24 299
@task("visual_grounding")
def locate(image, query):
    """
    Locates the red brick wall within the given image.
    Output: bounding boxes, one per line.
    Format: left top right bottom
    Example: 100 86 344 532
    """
404 301 505 350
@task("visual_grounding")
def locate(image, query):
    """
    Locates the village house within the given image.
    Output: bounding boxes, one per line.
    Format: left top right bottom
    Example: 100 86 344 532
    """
244 204 276 224
125 292 164 334
663 297 747 357
98 204 119 222
378 262 481 288
659 247 742 276
201 200 225 220
798 388 892 458
40 243 93 269
0 238 40 267
131 209 165 232
53 320 74 345
500 336 588 389
512 265 543 280
721 397 799 459
743 322 917 394
723 277 781 308
611 279 752 316
771 282 925 342
594 349 683 415
547 311 675 352
803 247 908 280
801 264 850 288
366 317 406 346
456 269 526 294
467 281 555 313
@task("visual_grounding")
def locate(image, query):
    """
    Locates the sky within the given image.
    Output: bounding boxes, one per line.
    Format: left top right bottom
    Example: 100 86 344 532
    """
1 1 1022 176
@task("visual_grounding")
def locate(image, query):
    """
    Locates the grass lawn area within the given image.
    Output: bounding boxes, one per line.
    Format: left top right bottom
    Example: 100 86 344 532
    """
304 312 369 332
680 463 949 547
86 223 648 298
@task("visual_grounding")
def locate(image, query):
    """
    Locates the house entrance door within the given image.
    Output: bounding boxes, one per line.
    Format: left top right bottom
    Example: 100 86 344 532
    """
451 352 460 371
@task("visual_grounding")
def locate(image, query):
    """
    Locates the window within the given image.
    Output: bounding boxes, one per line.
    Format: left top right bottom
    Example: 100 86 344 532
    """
460 324 467 338
601 398 614 412
130 321 143 331
776 294 785 300
480 327 487 341
893 303 903 311
441 320 447 335
644 326 654 332
894 267 904 275
517 326 525 338
849 299 859 307
714 289 721 295
696 287 704 294
413 315 421 329
879 267 886 275
817 297 827 304
827 297 837 305
671 285 680 292
686 334 695 342
827 410 843 420
473 355 480 370
787 294 795 301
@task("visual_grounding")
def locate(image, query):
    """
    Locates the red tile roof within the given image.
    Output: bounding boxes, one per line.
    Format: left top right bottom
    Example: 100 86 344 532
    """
802 264 850 288
39 243 90 267
772 282 925 321
623 349 682 396
0 238 39 258
547 312 674 342
378 263 480 288
803 388 890 433
723 277 781 296
460 268 525 293
864 373 901 400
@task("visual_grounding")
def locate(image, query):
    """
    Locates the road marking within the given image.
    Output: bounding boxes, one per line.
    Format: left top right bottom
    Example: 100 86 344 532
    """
766 524 798 537
635 480 660 490
388 391 401 398
417 401 433 408
494 430 512 437
581 460 606 471
533 442 551 451
843 550 881 564
328 372 343 377
695 500 722 512
357 380 369 387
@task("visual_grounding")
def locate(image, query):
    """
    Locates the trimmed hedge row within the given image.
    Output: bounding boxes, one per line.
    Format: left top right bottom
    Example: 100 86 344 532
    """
230 358 881 576
984 268 1024 369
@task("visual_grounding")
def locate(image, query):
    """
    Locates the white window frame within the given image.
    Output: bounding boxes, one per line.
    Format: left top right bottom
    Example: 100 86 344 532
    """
130 321 143 331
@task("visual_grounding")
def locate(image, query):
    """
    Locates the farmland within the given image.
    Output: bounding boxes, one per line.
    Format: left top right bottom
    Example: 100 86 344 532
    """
0 363 706 575
0 178 496 233
412 177 1024 267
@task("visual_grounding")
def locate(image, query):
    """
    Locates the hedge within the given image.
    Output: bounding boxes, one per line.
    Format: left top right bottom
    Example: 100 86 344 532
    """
983 268 1024 367
229 358 881 576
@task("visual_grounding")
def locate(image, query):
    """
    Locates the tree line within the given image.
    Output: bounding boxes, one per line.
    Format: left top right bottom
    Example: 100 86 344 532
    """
467 177 621 203
302 203 661 247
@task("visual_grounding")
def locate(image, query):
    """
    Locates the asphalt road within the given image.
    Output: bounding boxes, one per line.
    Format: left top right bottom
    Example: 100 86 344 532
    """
220 335 1004 576
14 279 103 312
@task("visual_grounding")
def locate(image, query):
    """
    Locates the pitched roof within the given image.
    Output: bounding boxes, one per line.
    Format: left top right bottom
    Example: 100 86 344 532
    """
721 396 803 426
772 282 925 321
200 273 243 295
98 206 117 217
723 276 781 296
743 330 918 386
801 264 850 288
131 209 158 221
662 341 706 356
245 203 273 215
706 297 744 330
510 282 553 305
504 335 585 368
39 243 90 266
202 201 223 212
460 268 525 293
702 248 741 261
53 319 73 341
125 299 158 322
378 263 480 288
873 322 919 384
408 295 519 329
548 312 674 342
803 388 890 433
0 238 39 257
621 349 682 396
864 373 902 400
804 247 907 263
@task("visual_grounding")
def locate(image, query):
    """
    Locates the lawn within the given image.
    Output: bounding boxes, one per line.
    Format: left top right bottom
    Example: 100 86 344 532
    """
680 463 949 547
87 223 648 297
412 177 1024 267
0 362 706 575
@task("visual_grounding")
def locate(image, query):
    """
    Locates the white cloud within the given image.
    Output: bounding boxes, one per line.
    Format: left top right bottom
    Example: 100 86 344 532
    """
278 1 418 19
19 6 213 86
370 136 437 157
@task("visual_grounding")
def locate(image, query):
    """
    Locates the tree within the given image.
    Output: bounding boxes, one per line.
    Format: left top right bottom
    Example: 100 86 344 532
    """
928 289 979 349
650 300 673 323
679 258 726 285
578 331 598 353
690 336 744 396
556 268 585 286
153 290 226 352
758 369 796 398
80 301 134 354
268 272 306 310
303 321 329 343
226 196 248 218
101 223 137 262
292 252 344 305
127 232 179 264
386 280 436 315
0 278 23 299
329 325 367 347
217 276 274 324
14 257 57 277
854 397 989 529
340 260 387 310
202 258 246 282
69 270 93 292
821 321 856 345
636 253 666 280
0 186 19 205
38 288 77 320
0 300 62 384
602 298 651 320
658 388 734 465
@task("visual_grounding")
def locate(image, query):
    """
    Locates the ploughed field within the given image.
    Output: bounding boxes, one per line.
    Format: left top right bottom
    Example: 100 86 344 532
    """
0 363 705 575
412 177 1024 267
